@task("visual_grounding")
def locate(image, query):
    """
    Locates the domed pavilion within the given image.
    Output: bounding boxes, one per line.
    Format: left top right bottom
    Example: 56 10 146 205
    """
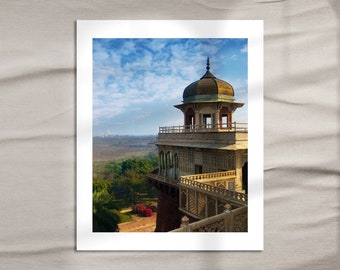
175 58 244 130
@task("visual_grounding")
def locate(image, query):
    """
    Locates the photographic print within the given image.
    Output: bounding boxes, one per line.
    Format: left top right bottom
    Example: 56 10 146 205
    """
77 20 263 250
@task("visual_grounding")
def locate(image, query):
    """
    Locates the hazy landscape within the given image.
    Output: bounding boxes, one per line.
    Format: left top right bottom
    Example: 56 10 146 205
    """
93 135 157 179
92 135 158 232
93 135 157 161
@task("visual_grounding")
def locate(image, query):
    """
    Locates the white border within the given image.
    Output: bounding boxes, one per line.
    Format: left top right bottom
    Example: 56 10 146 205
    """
77 20 263 250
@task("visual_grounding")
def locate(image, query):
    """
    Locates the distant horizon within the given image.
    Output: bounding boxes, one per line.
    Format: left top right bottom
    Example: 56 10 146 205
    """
93 38 248 137
93 133 157 138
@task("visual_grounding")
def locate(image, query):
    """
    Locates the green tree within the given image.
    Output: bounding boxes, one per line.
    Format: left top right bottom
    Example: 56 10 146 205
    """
93 179 119 232
111 156 158 204
147 152 158 168
121 157 153 175
103 161 122 181
93 203 120 232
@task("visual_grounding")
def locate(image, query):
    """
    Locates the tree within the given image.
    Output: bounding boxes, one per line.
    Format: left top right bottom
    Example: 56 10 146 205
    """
93 203 120 232
121 158 153 175
103 162 122 181
97 154 158 210
93 179 120 232
110 156 158 204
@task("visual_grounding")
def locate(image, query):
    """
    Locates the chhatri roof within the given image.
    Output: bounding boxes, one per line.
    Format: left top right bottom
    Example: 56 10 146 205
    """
182 58 235 103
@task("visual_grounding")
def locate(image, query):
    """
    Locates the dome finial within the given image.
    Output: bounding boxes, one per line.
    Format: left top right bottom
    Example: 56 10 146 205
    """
206 57 210 71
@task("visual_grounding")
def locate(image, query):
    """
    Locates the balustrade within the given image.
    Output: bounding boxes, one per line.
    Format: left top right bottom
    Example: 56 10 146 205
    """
159 122 248 134
179 176 247 204
171 205 247 232
149 169 247 206
148 172 178 186
181 170 235 182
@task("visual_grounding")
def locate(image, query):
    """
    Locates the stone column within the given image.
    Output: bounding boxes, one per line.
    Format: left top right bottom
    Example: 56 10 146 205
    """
234 151 243 192
195 112 200 129
180 216 190 232
205 195 208 218
214 109 220 129
224 204 233 232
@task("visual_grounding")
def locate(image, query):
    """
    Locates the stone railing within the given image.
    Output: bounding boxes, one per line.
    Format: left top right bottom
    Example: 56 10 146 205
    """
178 176 247 204
171 205 248 232
181 171 236 182
148 172 178 187
159 122 248 134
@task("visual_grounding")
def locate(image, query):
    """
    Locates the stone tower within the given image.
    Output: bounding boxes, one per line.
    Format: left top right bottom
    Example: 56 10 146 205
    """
149 58 248 231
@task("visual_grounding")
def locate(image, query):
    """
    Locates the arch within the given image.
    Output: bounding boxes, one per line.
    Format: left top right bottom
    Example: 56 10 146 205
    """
203 114 212 129
219 107 232 129
207 197 216 217
174 153 179 179
159 151 165 175
166 151 174 178
185 108 195 127
180 189 187 210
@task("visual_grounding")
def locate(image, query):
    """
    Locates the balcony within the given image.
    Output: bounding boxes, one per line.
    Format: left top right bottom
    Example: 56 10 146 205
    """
157 123 248 149
178 172 247 208
159 122 247 133
148 170 178 187
179 170 236 183
149 168 247 224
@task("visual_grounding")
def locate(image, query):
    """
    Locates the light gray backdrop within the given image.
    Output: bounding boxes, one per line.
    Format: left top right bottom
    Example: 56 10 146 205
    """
0 1 339 269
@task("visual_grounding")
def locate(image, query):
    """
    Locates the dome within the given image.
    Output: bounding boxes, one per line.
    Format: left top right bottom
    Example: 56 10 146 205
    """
182 58 234 103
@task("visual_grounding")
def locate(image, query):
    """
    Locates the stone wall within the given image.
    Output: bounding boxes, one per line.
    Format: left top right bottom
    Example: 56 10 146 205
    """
158 131 247 147
154 190 182 232
158 146 238 179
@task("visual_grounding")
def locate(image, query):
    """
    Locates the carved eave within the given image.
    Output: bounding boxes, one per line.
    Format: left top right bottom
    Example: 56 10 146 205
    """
174 101 244 112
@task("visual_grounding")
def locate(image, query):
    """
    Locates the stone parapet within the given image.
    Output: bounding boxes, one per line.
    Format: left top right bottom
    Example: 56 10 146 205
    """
159 122 247 133
158 131 247 149
171 205 247 232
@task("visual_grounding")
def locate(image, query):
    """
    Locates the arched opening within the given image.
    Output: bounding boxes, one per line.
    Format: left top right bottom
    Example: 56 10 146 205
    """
219 107 231 129
203 114 212 129
242 162 248 194
166 151 174 178
174 154 179 179
185 108 195 128
159 151 165 175
180 189 187 210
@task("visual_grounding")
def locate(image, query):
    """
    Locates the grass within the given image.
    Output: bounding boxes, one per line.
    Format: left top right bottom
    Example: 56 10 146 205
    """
115 210 132 223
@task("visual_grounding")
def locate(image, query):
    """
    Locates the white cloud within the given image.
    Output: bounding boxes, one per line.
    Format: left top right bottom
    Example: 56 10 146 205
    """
120 40 136 55
93 106 123 120
92 38 248 135
147 39 167 51
241 44 248 53
124 52 153 71
230 54 238 60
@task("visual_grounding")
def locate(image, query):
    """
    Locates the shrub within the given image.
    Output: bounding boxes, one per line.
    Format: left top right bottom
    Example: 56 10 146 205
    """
143 208 153 217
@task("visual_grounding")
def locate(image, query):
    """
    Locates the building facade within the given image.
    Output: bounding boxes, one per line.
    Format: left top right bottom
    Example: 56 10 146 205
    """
149 58 248 232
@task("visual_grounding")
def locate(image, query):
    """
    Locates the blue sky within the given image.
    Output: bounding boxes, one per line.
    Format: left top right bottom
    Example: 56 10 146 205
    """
93 38 248 136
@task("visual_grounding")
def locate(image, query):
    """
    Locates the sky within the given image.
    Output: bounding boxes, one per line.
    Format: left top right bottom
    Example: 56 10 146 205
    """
93 38 248 136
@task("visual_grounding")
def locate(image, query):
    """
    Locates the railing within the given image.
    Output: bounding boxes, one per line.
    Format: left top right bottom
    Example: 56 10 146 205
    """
149 171 235 188
159 122 248 134
171 205 248 232
181 171 236 182
148 172 178 186
179 177 247 204
149 169 247 204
